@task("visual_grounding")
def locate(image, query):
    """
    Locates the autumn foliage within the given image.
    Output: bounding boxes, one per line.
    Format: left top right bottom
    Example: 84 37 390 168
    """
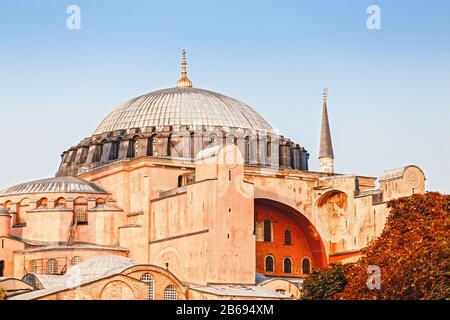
335 192 450 300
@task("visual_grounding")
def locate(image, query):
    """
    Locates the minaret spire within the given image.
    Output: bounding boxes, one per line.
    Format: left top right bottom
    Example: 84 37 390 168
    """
319 88 334 173
176 49 193 88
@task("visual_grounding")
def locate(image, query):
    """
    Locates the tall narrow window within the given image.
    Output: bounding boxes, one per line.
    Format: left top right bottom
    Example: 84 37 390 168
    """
127 140 136 158
30 260 37 273
93 144 103 163
265 256 274 272
140 274 155 300
0 260 4 277
302 257 311 274
47 259 58 275
263 219 272 242
284 229 292 245
110 141 119 160
283 257 292 274
244 137 250 164
164 285 177 300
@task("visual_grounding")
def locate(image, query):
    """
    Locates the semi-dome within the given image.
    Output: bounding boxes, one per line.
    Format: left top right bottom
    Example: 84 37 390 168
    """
0 177 108 196
65 255 136 282
93 87 274 135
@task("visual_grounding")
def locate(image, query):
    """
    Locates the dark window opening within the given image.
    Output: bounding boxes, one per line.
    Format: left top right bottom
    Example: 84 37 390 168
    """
284 229 291 245
265 256 274 272
302 257 311 274
110 141 120 160
283 258 292 274
263 219 272 242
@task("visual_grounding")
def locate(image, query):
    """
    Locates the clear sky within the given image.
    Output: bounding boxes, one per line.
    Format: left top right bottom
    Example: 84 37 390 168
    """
0 0 449 193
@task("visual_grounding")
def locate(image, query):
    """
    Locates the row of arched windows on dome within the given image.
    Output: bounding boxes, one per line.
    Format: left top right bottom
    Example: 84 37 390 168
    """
65 133 307 168
140 273 177 300
264 256 311 275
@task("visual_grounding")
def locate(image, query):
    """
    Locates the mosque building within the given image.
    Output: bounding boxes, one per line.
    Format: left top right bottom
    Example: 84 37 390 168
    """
0 51 426 300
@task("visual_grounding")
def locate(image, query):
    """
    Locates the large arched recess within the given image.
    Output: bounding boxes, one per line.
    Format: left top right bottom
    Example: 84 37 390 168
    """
255 198 328 275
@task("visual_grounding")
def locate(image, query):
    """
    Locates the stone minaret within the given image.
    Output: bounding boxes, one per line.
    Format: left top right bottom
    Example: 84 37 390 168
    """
319 88 334 173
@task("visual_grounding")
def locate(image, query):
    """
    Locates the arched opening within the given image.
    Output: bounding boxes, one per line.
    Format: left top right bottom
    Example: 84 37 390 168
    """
140 273 155 300
284 229 292 245
36 198 48 209
29 260 37 273
255 198 327 277
302 257 311 275
54 198 67 208
79 147 89 164
71 256 83 265
109 140 120 160
74 197 88 225
164 285 177 300
93 143 103 163
244 136 250 164
190 132 196 159
178 175 184 188
147 135 159 157
283 257 292 274
265 256 274 272
46 259 58 275
127 139 137 158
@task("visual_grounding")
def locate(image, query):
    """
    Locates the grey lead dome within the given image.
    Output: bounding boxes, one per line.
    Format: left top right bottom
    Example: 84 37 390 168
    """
93 87 275 135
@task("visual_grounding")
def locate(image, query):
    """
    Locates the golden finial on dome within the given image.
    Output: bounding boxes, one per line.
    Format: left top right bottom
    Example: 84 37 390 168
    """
176 49 193 88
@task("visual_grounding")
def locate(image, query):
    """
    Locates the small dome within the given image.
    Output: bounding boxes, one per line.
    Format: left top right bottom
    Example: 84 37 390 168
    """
0 177 108 196
65 255 135 282
93 87 274 135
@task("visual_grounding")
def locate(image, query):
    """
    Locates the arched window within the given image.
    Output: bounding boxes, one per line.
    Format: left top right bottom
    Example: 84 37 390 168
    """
265 256 274 272
302 257 311 274
140 273 155 300
127 139 136 158
47 259 58 275
54 198 66 208
244 136 250 164
74 197 88 224
284 229 291 245
263 219 272 242
79 147 89 164
71 256 83 265
147 135 159 156
164 285 177 300
178 175 184 188
30 260 37 273
190 132 195 159
93 143 103 163
109 141 120 160
37 198 48 209
283 257 292 274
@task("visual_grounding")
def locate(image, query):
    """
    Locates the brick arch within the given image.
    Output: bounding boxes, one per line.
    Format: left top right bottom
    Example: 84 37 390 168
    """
255 198 328 277
100 280 135 300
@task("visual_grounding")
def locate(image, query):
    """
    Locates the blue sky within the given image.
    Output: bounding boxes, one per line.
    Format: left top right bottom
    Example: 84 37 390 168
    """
0 0 449 193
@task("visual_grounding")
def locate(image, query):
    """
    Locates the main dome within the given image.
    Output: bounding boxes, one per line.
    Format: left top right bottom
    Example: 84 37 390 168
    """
93 87 274 135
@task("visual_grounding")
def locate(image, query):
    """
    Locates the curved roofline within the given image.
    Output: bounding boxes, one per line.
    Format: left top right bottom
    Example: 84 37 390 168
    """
93 86 275 136
0 176 109 197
